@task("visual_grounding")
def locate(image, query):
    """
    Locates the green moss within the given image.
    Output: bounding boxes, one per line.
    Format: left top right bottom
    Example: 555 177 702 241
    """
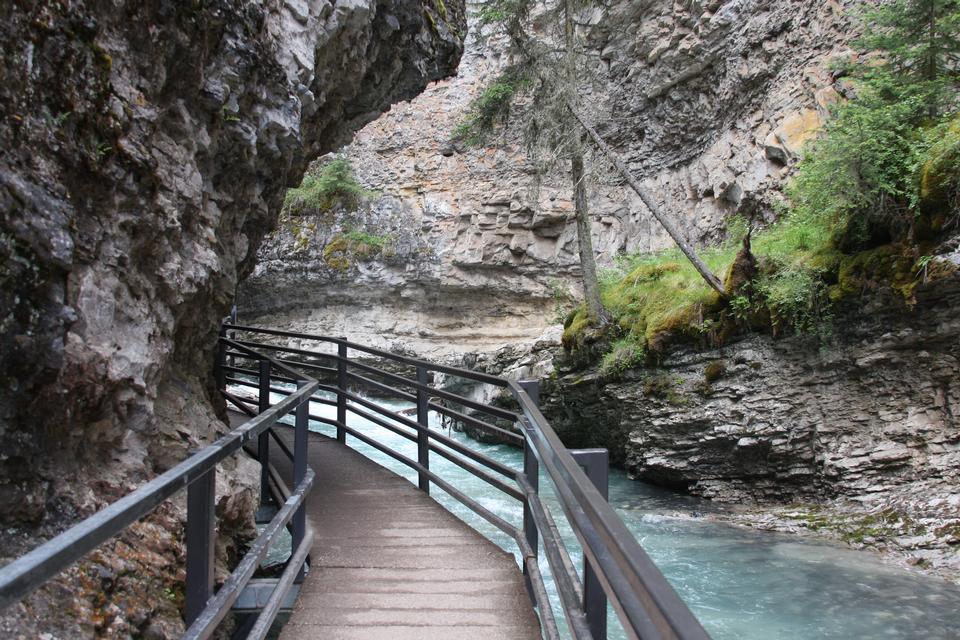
786 505 926 544
600 337 645 378
828 244 931 303
602 252 727 353
561 308 595 352
322 230 392 271
423 7 438 34
704 360 725 383
642 374 688 405
325 255 350 271
835 245 898 295
643 374 673 398
919 117 960 205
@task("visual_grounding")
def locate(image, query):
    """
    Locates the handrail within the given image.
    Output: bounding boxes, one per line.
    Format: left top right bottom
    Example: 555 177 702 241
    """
0 336 319 640
226 324 511 387
225 324 710 640
512 387 710 640
228 336 522 422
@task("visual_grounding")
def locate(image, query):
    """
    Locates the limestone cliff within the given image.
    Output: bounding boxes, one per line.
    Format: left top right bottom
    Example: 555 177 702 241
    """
243 0 860 356
0 0 464 635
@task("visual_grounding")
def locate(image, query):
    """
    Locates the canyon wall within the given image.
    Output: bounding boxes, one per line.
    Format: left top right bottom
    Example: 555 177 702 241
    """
539 276 960 510
243 0 860 355
0 0 464 635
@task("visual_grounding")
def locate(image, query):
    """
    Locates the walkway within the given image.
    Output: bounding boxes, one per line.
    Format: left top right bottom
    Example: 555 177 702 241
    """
261 426 540 640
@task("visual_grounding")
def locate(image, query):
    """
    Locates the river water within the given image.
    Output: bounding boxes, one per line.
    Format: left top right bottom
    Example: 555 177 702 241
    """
269 391 960 639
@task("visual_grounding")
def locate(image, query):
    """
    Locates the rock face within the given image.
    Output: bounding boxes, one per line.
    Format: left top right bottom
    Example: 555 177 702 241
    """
0 0 463 520
0 0 463 635
243 0 864 356
541 278 960 512
242 19 569 356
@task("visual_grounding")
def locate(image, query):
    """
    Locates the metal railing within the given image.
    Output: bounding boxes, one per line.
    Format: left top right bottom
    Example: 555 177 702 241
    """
220 324 710 640
0 337 318 640
0 321 710 640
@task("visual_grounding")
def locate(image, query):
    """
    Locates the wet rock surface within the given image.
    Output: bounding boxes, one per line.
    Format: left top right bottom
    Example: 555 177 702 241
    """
0 0 464 635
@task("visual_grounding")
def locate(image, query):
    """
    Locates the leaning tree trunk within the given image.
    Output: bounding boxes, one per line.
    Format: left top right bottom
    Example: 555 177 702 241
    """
506 22 729 299
569 108 728 297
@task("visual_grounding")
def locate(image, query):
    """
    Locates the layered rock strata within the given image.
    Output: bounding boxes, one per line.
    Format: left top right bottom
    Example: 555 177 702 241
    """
244 0 864 356
539 276 960 510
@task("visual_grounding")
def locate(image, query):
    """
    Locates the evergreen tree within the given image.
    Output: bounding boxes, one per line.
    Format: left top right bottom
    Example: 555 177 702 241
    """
790 0 960 246
856 0 960 115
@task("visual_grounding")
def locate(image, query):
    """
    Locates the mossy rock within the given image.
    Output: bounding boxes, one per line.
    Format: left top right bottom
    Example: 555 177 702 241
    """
829 244 913 302
321 231 390 271
704 360 725 383
643 374 687 405
919 115 960 215
560 307 613 370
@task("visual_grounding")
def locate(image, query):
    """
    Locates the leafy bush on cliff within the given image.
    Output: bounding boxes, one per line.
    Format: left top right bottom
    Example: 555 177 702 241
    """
788 70 937 248
918 115 960 219
284 155 371 213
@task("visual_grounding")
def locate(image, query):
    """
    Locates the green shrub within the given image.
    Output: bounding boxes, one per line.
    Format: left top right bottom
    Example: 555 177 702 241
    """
755 267 829 335
600 338 645 377
788 72 932 247
917 115 960 220
285 156 372 213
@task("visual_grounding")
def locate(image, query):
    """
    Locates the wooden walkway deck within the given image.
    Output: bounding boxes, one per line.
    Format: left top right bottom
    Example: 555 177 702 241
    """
261 426 540 640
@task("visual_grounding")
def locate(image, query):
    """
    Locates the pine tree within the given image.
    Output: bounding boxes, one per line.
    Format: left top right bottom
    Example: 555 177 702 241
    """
789 0 960 245
856 0 960 115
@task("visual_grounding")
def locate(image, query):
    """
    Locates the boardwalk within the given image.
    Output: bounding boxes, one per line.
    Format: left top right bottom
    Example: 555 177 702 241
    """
263 427 540 640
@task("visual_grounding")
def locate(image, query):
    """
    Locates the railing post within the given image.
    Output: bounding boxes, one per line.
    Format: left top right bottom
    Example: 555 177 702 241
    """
571 448 610 640
416 366 430 494
215 328 227 392
337 343 347 444
185 467 216 626
225 308 237 369
518 379 540 597
292 379 309 579
257 359 272 514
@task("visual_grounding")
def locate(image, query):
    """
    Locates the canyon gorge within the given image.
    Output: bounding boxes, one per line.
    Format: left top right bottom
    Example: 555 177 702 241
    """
0 0 958 636
243 0 960 581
